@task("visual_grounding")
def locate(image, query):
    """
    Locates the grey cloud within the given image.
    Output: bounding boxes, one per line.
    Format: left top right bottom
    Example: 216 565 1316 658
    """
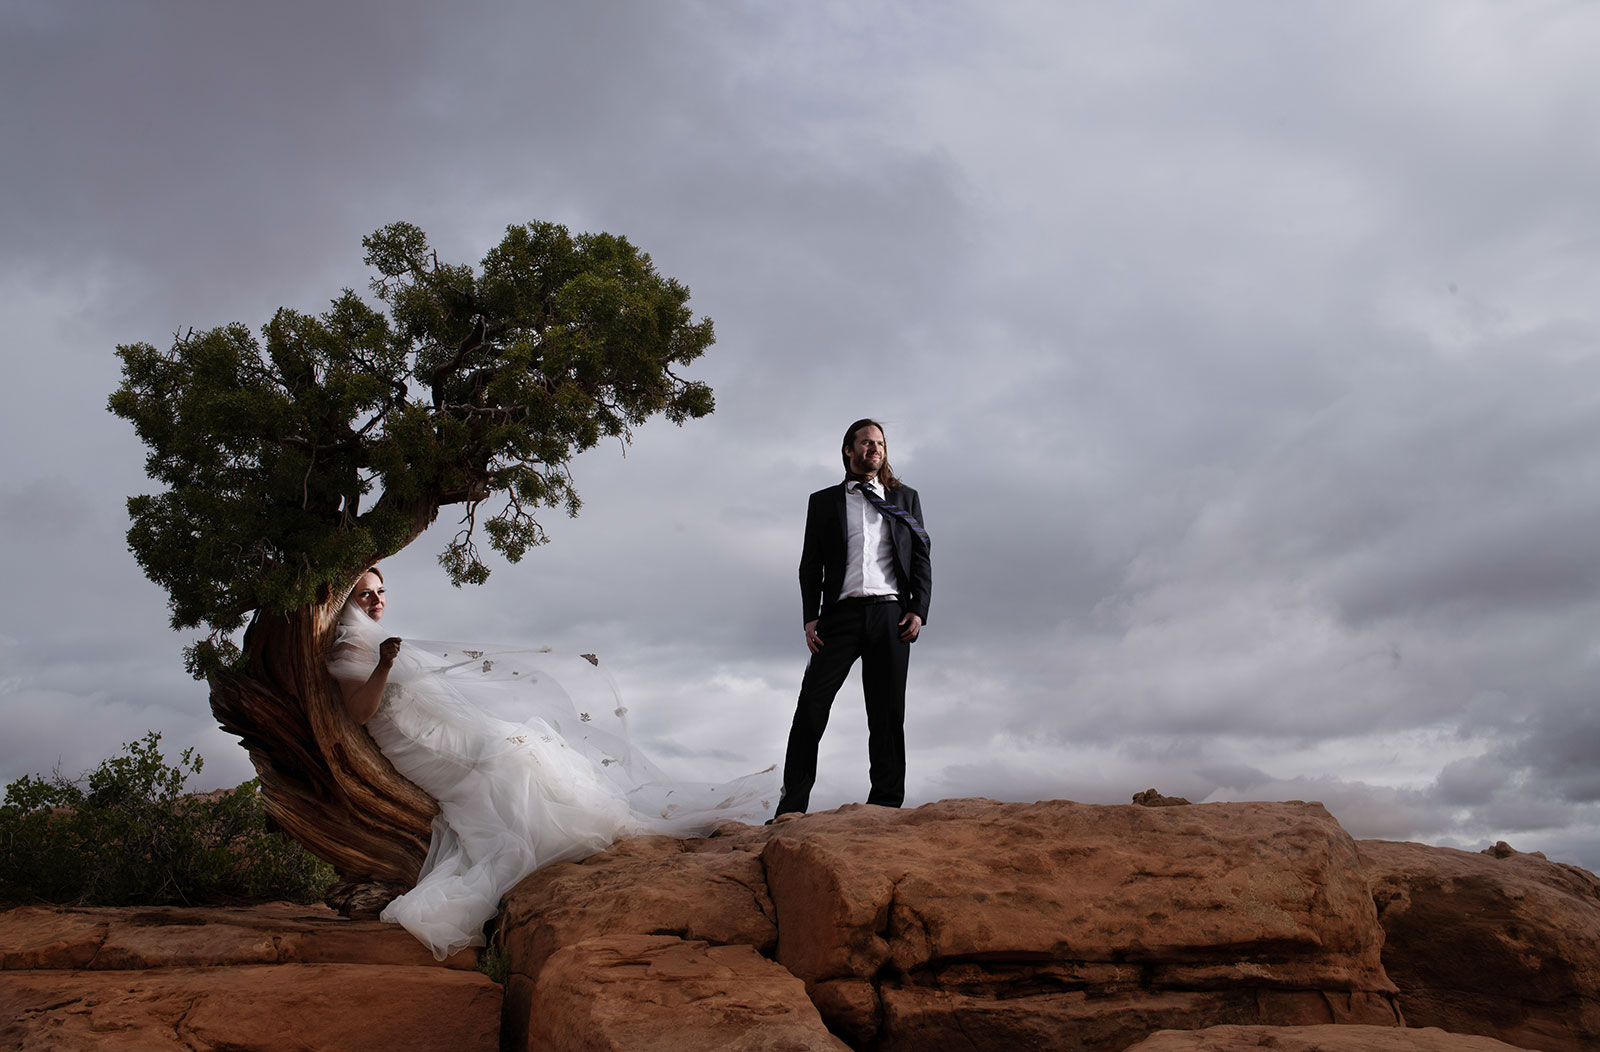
1433 754 1514 807
1204 774 1447 844
1 479 93 540
8 2 1600 875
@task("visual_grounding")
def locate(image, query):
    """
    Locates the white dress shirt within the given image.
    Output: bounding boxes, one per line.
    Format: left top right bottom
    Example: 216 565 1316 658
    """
840 480 899 599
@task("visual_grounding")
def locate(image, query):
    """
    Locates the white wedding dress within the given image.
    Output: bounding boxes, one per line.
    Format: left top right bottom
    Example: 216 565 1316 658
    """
328 604 776 959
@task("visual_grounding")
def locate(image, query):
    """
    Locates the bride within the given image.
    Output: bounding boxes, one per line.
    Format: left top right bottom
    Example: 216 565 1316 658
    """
328 567 775 959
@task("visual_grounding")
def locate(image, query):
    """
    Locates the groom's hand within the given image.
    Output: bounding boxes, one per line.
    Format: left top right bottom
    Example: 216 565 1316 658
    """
898 613 922 642
804 620 822 653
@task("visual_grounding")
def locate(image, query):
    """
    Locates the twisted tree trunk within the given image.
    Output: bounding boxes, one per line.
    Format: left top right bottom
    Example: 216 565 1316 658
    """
208 579 437 911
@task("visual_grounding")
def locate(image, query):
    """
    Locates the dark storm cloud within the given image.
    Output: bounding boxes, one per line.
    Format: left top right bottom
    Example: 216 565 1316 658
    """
4 4 440 287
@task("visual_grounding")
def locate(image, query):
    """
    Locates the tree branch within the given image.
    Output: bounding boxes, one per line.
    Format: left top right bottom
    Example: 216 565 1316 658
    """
429 315 488 399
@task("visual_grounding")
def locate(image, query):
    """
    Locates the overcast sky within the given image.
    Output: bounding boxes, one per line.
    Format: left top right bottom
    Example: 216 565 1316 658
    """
6 0 1600 869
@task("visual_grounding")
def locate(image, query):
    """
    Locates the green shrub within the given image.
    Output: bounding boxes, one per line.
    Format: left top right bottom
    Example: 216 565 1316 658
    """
0 732 335 906
477 938 510 985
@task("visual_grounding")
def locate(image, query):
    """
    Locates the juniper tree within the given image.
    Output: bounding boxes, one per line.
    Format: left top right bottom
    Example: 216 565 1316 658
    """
108 221 715 898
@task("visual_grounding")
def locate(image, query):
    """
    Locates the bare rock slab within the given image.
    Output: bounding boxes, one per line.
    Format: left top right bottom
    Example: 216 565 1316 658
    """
0 902 479 971
0 903 497 1051
0 963 501 1052
490 798 1600 1052
0 907 110 970
500 832 776 984
762 799 1400 1050
516 933 849 1052
1125 1023 1543 1051
1361 840 1600 1052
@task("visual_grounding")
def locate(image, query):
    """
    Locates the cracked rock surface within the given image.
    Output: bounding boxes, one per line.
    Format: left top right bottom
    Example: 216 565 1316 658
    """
0 903 499 1051
1362 839 1600 1052
499 799 1417 1051
9 799 1600 1051
1124 1023 1541 1051
499 798 1600 1051
756 799 1401 1051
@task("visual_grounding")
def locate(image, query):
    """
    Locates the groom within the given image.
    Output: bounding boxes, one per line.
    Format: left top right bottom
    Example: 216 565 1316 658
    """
773 419 932 818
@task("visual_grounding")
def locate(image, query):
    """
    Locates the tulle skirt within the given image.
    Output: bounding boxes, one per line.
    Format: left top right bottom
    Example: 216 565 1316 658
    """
331 612 774 960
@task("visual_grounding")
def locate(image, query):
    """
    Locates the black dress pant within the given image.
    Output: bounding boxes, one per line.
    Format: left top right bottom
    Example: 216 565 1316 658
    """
776 597 909 815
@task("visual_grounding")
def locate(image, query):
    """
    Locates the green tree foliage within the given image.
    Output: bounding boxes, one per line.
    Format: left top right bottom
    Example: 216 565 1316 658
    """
109 221 716 674
0 733 335 906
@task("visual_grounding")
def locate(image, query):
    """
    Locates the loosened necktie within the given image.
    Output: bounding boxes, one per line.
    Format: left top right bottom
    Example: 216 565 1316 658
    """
855 482 930 549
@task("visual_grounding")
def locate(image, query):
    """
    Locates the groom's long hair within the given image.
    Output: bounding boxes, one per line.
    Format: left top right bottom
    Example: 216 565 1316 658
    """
841 418 905 490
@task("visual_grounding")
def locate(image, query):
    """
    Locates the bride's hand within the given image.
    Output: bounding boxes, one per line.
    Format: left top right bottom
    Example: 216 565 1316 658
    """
337 637 403 725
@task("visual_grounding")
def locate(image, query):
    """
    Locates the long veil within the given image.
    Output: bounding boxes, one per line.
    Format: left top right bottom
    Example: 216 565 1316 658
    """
329 603 776 957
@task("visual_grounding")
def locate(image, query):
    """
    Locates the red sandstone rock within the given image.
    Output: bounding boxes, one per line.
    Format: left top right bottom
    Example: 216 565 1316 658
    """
504 799 1410 1052
0 907 109 970
1125 1024 1541 1050
18 800 1600 1052
1133 788 1194 807
1360 839 1600 1052
0 902 479 971
760 799 1399 1049
499 832 776 982
513 934 849 1052
0 903 499 1051
0 963 501 1051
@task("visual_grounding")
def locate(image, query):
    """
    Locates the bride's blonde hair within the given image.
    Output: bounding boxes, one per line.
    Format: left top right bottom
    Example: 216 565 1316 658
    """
340 565 384 613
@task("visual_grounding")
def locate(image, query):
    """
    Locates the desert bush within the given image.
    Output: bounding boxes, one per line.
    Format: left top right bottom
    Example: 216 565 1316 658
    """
0 732 335 906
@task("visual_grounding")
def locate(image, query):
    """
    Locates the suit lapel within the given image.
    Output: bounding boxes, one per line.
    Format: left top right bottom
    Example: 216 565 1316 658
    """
883 503 908 568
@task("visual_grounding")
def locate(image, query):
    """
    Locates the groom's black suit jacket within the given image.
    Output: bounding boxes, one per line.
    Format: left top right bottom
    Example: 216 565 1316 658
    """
799 480 931 627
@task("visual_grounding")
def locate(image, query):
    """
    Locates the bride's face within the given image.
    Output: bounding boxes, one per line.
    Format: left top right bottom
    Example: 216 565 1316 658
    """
352 572 386 621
